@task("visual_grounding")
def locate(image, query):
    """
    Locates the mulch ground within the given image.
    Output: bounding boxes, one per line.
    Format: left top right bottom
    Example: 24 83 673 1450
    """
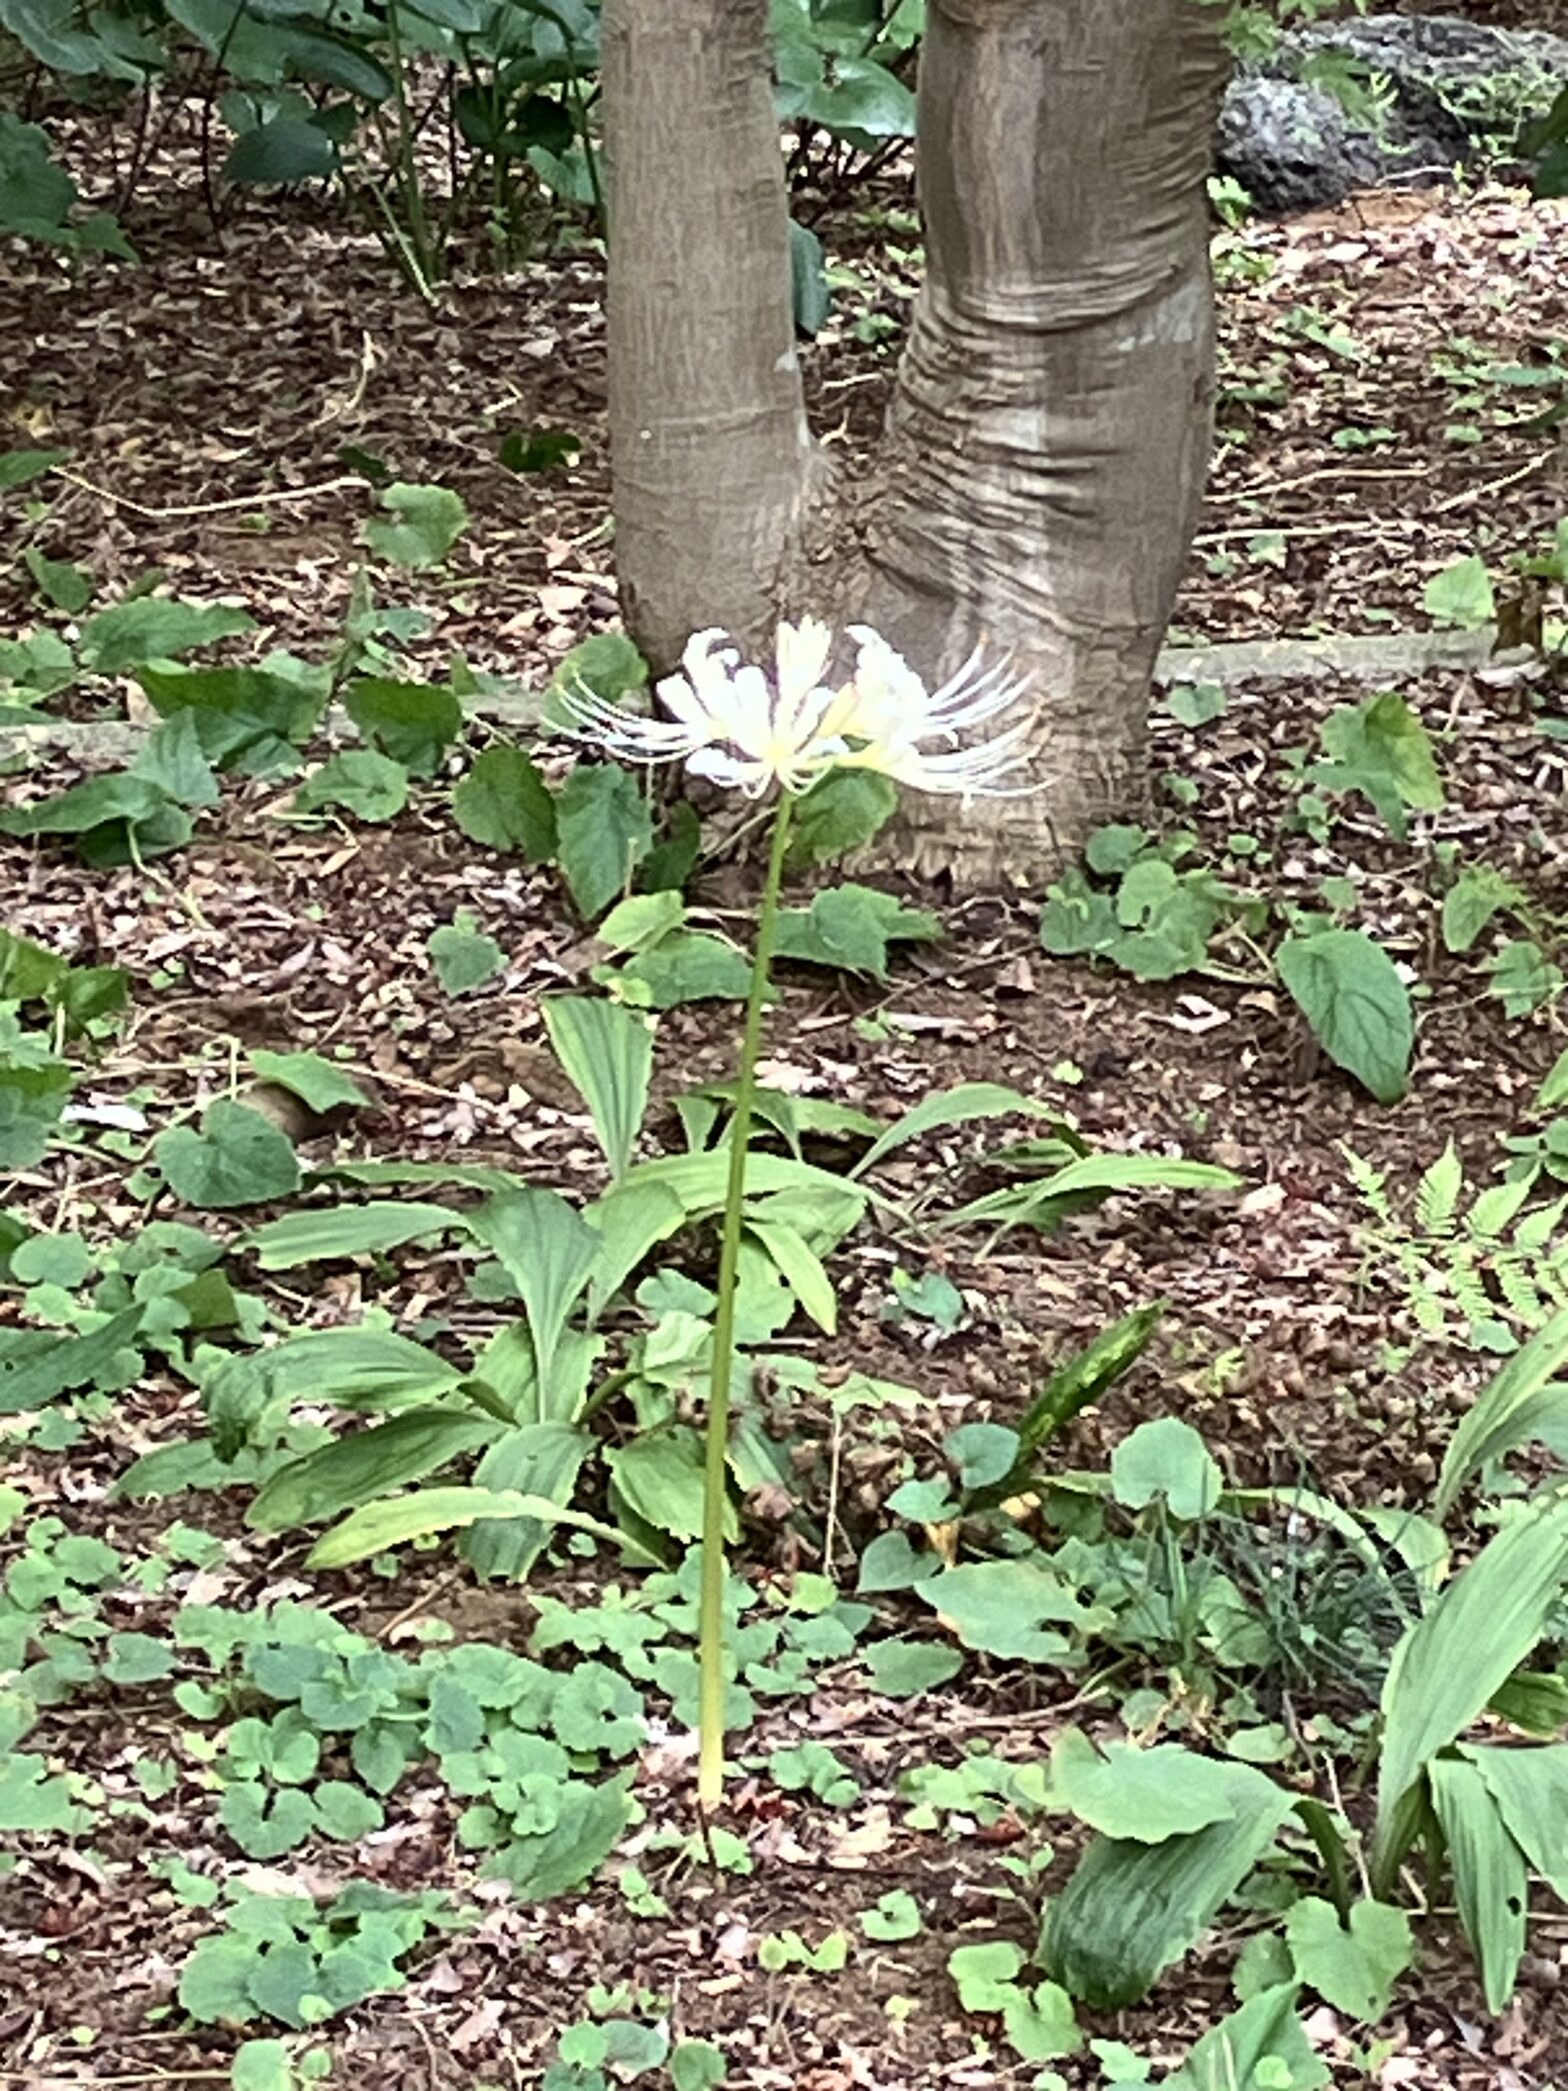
4 49 1568 2091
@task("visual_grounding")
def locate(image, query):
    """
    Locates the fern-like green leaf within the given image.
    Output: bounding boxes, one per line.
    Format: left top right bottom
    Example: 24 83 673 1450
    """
1467 1176 1536 1245
1515 1195 1568 1256
1414 1291 1448 1335
1451 1260 1496 1336
1343 1143 1393 1224
1344 1147 1568 1358
1415 1143 1464 1236
1496 1259 1547 1328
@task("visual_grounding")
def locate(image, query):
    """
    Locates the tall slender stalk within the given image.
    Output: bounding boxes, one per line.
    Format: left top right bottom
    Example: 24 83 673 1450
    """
383 0 435 290
697 790 795 1811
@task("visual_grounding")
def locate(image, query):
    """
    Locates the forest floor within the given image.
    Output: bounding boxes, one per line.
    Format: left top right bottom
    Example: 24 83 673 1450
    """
3 114 1568 2091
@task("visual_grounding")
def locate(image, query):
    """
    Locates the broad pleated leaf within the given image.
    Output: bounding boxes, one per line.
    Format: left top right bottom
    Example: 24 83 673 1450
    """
465 1322 599 1432
1435 1306 1568 1516
246 1200 467 1270
0 1306 143 1415
1430 1754 1529 2012
1042 1763 1294 2006
462 1422 594 1580
941 1154 1240 1233
1167 1984 1327 2091
1373 1491 1568 1885
1489 1669 1568 1736
542 996 653 1182
606 1429 722 1544
850 1082 1068 1180
202 1329 462 1460
626 1148 870 1222
1465 1741 1568 1901
306 1486 652 1569
247 1409 500 1532
470 1188 599 1399
583 1179 687 1325
745 1216 836 1332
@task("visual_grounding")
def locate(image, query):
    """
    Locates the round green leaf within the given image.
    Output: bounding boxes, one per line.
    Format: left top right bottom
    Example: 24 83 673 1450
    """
865 1639 962 1697
451 743 557 860
312 1779 384 1842
556 763 654 921
225 115 337 183
293 750 408 822
1050 1730 1247 1842
104 1631 176 1686
427 915 506 996
914 1558 1086 1661
248 1050 371 1114
1110 1417 1223 1521
671 2038 728 2091
342 676 462 776
360 483 469 572
1284 1896 1413 2021
155 1101 302 1211
861 1888 922 1941
1276 928 1412 1106
231 2039 295 2091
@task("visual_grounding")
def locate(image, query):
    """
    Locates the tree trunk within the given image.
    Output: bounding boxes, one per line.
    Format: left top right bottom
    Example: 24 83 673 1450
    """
861 0 1228 885
601 0 826 666
601 0 1229 887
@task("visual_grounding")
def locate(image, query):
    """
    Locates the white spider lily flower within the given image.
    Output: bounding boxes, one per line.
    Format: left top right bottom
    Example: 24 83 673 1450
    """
556 618 1031 801
826 628 1034 797
556 619 848 797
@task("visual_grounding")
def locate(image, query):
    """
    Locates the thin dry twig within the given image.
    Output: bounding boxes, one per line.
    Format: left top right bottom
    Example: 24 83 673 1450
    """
1429 447 1558 514
0 2077 235 2087
49 468 367 521
1210 462 1433 503
1195 449 1558 545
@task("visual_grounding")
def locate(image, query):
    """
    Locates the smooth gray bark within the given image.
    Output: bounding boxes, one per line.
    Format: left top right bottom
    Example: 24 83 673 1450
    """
861 0 1228 883
601 0 826 666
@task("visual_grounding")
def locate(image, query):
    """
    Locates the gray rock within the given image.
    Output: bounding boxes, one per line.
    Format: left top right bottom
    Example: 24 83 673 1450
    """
1216 76 1416 215
1217 11 1568 216
1303 14 1568 119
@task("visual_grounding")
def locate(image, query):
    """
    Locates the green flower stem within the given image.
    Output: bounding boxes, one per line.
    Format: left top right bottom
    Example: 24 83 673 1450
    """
698 788 795 1811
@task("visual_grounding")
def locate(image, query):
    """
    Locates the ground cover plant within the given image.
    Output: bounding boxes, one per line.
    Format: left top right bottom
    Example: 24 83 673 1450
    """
7 1 1568 2086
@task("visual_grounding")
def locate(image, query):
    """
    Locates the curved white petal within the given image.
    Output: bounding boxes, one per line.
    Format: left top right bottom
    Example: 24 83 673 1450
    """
925 653 1031 735
654 671 717 738
723 663 777 758
843 625 929 745
849 712 1034 797
773 617 836 741
687 745 772 796
679 629 743 724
